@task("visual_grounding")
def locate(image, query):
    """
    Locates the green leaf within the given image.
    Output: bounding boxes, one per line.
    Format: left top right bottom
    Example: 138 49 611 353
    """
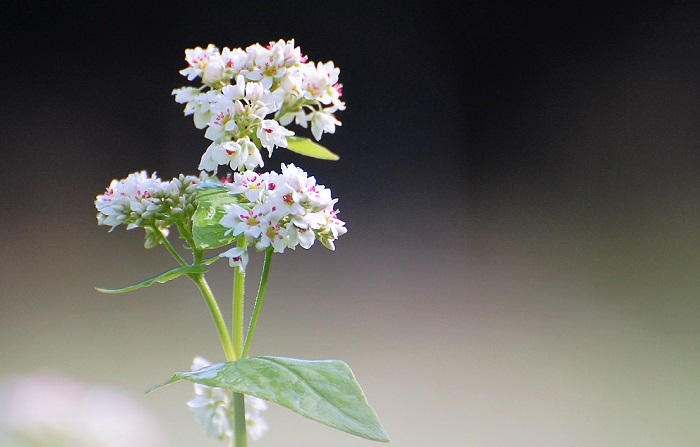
95 264 207 294
192 186 239 250
200 255 222 266
149 356 390 442
286 136 340 160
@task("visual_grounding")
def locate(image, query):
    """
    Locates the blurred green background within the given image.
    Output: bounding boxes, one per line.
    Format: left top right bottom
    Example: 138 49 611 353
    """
1 1 699 446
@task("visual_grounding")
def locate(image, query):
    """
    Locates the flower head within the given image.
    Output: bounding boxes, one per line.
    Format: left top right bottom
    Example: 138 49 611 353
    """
218 164 346 266
175 39 345 172
95 172 202 248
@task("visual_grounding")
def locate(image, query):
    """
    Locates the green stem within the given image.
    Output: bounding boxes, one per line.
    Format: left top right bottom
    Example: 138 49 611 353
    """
230 237 249 446
232 238 246 359
232 392 248 447
176 223 200 263
191 274 236 361
156 227 187 266
158 226 234 360
167 227 248 444
242 248 273 359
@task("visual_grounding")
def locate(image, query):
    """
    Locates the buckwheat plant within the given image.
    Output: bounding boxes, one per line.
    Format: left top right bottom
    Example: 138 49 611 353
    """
95 40 389 446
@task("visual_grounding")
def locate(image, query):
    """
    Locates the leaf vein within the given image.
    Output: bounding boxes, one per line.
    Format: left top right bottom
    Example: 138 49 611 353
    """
255 357 361 426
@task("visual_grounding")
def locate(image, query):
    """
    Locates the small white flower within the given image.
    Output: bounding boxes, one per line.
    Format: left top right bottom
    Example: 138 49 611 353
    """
208 141 246 171
225 170 268 202
310 109 341 140
270 38 303 67
316 208 348 251
287 223 316 249
198 143 220 172
180 90 216 129
205 103 239 142
221 47 248 74
220 203 268 240
245 43 286 89
172 86 200 104
256 119 294 156
221 75 246 101
180 44 219 81
219 246 249 270
301 61 341 104
240 137 264 170
280 163 315 196
257 219 288 253
245 81 264 101
266 181 305 217
202 55 225 85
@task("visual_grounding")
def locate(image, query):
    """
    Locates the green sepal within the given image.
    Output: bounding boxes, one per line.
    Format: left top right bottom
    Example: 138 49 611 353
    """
95 264 207 294
192 186 239 250
148 356 390 442
286 136 340 160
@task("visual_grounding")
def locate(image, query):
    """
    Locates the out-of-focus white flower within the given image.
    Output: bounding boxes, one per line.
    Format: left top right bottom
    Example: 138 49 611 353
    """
246 403 269 441
189 357 268 442
187 357 233 441
0 372 166 447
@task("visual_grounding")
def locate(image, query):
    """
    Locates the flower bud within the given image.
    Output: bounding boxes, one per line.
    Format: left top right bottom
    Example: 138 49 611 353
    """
202 58 225 84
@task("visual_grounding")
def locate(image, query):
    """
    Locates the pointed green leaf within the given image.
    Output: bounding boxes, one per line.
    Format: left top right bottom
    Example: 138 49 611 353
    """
192 186 239 250
200 255 222 266
149 356 389 442
95 264 207 294
286 136 340 160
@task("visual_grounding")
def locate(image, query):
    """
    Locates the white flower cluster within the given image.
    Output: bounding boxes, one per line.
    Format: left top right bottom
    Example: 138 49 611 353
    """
172 39 345 173
218 164 347 269
95 171 202 247
187 357 268 442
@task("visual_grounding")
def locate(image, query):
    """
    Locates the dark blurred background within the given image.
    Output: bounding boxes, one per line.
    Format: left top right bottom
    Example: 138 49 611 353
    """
1 1 699 446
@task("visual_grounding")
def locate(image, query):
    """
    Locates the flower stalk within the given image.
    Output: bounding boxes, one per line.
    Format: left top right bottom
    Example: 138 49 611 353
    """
191 274 236 362
232 237 247 360
232 392 248 447
242 248 273 359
